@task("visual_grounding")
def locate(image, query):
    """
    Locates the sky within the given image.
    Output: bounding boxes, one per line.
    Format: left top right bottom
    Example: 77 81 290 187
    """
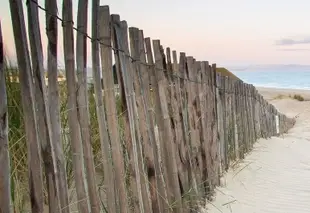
2 0 310 68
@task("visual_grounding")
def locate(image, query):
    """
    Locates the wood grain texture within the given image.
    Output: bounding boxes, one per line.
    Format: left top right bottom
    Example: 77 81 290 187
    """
27 0 60 212
45 0 70 212
111 16 141 213
144 37 168 213
153 40 183 213
99 6 128 212
91 2 116 213
9 1 44 212
76 0 101 212
62 0 89 212
0 21 11 213
129 27 154 213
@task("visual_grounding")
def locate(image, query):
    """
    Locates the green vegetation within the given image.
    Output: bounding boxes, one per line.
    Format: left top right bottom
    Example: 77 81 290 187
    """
216 67 239 80
273 94 305 101
293 94 305 101
274 94 289 100
5 61 126 211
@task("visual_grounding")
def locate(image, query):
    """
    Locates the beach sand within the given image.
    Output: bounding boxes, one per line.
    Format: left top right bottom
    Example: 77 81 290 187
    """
202 87 310 213
257 87 310 101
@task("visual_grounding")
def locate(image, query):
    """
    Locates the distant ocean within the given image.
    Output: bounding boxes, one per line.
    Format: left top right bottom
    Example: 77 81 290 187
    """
229 65 310 90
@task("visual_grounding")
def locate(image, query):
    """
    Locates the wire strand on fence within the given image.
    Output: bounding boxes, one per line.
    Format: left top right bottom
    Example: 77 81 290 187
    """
27 0 221 85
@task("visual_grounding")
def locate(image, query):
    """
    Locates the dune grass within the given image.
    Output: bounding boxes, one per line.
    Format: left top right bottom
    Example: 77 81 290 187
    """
273 94 305 101
216 67 239 80
292 94 305 101
4 60 115 211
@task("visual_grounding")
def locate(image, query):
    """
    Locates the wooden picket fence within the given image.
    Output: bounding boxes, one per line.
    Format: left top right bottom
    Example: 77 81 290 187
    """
1 0 295 213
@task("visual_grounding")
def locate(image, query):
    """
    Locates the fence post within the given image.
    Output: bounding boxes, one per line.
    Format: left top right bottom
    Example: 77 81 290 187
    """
178 52 194 209
197 61 211 197
27 0 61 212
256 89 261 138
209 64 220 186
192 60 204 197
172 51 191 211
249 86 254 141
99 6 128 212
186 56 199 197
216 73 225 177
8 1 44 212
238 81 245 158
138 30 163 213
201 61 218 189
62 0 90 212
152 40 183 212
145 38 169 211
0 21 11 213
233 80 240 160
129 26 153 213
45 0 70 212
75 0 101 212
247 84 252 145
91 1 116 212
167 48 189 204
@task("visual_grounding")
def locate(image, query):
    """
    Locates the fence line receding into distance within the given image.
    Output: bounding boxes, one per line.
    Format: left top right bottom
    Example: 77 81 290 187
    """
2 0 295 213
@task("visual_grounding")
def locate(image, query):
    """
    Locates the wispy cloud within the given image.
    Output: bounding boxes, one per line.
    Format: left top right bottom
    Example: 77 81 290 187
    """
277 48 310 51
275 36 310 46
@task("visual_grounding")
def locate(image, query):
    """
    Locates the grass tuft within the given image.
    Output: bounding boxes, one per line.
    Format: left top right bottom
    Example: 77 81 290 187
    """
293 94 304 101
216 68 239 80
273 94 305 101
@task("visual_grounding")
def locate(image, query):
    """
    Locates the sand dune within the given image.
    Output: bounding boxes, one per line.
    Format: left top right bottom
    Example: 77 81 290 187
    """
203 88 310 213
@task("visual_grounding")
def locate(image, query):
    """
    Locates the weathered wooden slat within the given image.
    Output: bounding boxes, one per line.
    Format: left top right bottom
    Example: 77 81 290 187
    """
242 83 249 153
196 61 210 198
27 0 60 212
152 40 183 212
236 81 244 158
248 84 255 147
209 64 220 187
91 1 116 213
129 26 153 213
62 0 89 212
8 1 44 212
250 86 257 141
144 37 169 212
0 21 11 213
166 48 188 210
230 79 238 160
224 77 230 165
177 52 193 210
92 3 117 213
193 61 205 197
254 89 261 139
120 21 144 213
99 6 128 212
110 14 134 212
45 0 70 212
76 0 101 212
216 74 225 175
172 51 190 212
138 30 162 213
201 62 214 194
232 80 239 160
173 52 188 186
244 84 251 149
185 56 199 199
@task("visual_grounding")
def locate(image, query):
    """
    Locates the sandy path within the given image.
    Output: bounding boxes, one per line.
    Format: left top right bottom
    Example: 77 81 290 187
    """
203 91 310 213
